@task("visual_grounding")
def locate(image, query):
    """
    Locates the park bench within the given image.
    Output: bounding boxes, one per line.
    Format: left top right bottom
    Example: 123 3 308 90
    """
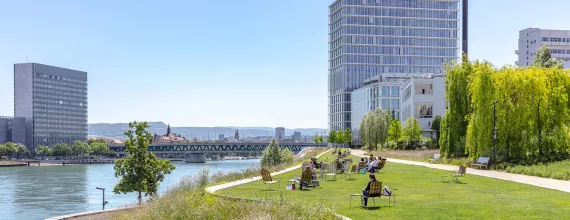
427 154 441 163
471 157 490 170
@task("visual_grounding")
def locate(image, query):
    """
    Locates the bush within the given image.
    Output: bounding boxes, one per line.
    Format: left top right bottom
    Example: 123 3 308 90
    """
505 160 570 180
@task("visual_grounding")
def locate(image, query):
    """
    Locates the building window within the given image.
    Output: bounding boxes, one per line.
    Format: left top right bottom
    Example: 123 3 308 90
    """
391 99 400 110
415 83 433 95
403 86 411 101
415 104 433 118
382 99 390 109
543 37 549 42
391 86 399 97
382 86 390 97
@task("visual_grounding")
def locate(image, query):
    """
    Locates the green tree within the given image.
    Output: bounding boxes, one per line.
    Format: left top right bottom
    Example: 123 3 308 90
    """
403 117 422 149
344 128 352 145
13 143 29 159
72 140 88 159
388 118 403 149
359 108 392 150
0 144 9 158
90 142 112 157
113 121 176 205
52 143 72 158
313 134 323 143
260 139 282 167
280 148 294 164
328 130 337 144
35 145 52 160
533 45 564 69
431 115 442 142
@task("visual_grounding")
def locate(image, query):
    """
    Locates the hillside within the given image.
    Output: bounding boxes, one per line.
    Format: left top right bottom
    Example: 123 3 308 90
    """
88 122 327 140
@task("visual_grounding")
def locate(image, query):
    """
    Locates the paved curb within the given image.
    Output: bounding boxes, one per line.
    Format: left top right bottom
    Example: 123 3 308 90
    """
352 150 570 193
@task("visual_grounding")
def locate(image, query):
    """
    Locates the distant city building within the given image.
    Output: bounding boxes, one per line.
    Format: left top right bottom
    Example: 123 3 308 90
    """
400 75 446 137
275 127 285 140
234 129 239 140
328 0 460 132
351 74 445 145
14 63 88 150
153 124 186 143
89 137 124 146
219 134 224 141
292 131 302 142
0 116 26 145
516 28 570 68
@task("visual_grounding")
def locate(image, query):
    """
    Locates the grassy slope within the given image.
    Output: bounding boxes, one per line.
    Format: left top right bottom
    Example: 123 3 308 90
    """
217 154 570 220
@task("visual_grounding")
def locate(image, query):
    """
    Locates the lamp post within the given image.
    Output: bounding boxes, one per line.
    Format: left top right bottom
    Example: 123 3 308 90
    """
96 187 109 210
493 100 498 161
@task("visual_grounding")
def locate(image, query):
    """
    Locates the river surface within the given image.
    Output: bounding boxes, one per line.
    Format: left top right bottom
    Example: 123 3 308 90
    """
0 159 259 220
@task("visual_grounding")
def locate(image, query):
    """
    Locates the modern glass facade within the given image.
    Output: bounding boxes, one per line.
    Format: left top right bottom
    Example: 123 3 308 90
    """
14 63 87 150
328 0 459 131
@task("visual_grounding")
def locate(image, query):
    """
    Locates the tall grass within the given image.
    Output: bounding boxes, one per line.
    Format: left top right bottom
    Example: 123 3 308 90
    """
506 160 570 180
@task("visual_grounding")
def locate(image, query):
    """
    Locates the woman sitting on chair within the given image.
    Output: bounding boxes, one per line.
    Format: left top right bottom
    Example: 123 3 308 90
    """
362 174 378 208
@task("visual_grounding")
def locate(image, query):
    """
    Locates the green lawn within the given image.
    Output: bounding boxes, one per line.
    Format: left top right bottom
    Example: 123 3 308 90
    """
217 153 570 220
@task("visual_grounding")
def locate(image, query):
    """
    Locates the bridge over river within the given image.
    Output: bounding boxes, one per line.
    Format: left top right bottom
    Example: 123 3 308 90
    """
109 142 328 163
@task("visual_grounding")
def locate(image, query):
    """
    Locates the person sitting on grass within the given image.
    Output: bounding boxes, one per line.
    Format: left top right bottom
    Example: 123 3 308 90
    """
369 154 374 162
362 174 379 208
337 151 342 159
358 158 367 169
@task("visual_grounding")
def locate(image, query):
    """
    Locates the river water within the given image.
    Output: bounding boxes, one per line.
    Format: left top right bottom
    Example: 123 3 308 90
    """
0 159 259 220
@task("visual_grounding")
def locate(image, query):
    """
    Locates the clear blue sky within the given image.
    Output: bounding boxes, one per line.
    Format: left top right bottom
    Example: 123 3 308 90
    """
0 0 568 128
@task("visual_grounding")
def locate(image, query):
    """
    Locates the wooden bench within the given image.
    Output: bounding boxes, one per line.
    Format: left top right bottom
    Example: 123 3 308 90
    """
471 157 490 170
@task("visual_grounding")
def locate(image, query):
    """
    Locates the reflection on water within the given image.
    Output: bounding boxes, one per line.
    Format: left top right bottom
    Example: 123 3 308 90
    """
0 160 259 220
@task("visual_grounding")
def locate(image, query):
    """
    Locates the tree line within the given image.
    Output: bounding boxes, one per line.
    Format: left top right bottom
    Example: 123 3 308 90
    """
440 46 570 164
359 108 427 150
328 128 352 146
0 139 114 160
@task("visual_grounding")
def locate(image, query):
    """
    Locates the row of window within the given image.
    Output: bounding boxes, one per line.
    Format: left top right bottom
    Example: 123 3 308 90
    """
543 37 570 43
338 45 457 57
35 80 87 93
34 118 87 124
35 103 87 112
36 72 86 84
34 134 86 138
339 16 458 30
34 92 86 103
344 7 458 20
35 123 86 129
343 0 458 10
336 55 452 66
343 36 458 48
551 49 570 54
35 88 87 98
34 108 87 116
34 114 86 121
34 99 86 107
343 26 458 38
415 83 433 94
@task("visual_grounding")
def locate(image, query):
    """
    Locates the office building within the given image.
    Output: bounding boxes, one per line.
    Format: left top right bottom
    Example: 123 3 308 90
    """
328 0 460 131
219 134 224 141
516 28 570 68
14 63 88 150
0 116 26 145
400 75 446 137
275 127 285 140
292 131 302 142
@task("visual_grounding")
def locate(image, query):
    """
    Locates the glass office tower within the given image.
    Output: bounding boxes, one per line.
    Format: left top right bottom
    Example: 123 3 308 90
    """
328 0 459 131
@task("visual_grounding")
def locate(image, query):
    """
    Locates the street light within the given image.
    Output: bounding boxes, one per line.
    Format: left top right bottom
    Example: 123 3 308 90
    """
96 187 109 210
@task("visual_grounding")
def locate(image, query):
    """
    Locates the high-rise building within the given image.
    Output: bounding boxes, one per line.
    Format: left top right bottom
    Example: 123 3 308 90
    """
275 127 285 140
219 134 224 141
516 28 570 68
0 116 26 145
14 63 88 150
328 0 460 131
292 131 302 142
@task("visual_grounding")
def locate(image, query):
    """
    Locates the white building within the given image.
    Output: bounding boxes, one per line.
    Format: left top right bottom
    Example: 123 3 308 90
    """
516 28 570 68
351 74 446 145
400 75 446 137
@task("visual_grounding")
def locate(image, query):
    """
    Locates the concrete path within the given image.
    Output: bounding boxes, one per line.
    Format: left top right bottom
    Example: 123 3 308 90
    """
352 149 570 193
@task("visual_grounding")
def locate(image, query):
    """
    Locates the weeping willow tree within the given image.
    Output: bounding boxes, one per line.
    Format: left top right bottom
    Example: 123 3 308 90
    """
440 54 472 158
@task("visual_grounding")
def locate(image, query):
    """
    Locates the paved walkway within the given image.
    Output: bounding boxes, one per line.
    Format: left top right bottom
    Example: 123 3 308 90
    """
352 149 570 193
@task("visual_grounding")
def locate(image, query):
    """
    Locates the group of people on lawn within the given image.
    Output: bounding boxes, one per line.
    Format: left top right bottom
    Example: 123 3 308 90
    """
297 152 385 208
